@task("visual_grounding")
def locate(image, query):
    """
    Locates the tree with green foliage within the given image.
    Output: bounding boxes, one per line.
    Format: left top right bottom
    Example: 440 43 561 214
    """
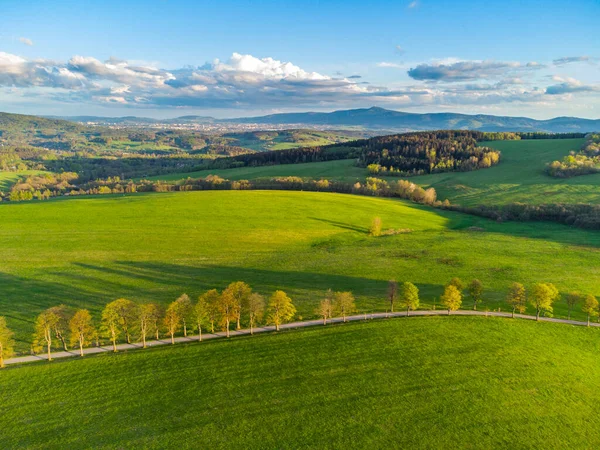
174 294 193 337
334 291 356 322
399 282 419 316
317 295 333 325
387 280 398 312
199 289 221 333
222 281 252 330
247 293 265 335
0 317 15 368
164 301 182 344
33 309 60 361
370 217 382 237
217 289 237 337
441 285 462 315
448 278 464 292
268 290 296 331
69 309 95 356
47 305 72 351
565 292 581 320
104 298 138 344
581 294 599 326
139 303 160 348
193 297 209 341
102 302 123 352
506 282 527 317
530 283 559 321
468 279 484 310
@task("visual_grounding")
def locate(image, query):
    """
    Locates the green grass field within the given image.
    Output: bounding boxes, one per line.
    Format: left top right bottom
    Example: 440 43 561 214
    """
147 138 600 207
2 190 600 352
0 170 49 191
3 316 600 448
147 159 364 182
417 138 600 206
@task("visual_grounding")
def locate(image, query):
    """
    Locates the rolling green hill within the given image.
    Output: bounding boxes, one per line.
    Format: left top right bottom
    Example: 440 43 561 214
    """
148 138 599 207
417 138 600 206
2 190 600 352
3 317 600 448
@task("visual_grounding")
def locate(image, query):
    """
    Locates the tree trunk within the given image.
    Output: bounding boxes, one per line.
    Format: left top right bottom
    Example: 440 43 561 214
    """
170 332 174 344
473 302 477 311
198 322 203 341
250 318 254 335
0 342 4 368
588 314 590 327
406 307 409 316
79 337 84 357
47 339 52 361
112 335 117 353
391 302 394 313
59 334 68 351
536 309 540 321
236 317 241 330
276 322 280 331
323 317 327 325
447 309 451 316
183 320 187 337
226 319 230 337
126 330 131 344
142 333 147 349
512 307 515 318
210 321 215 333
568 308 572 320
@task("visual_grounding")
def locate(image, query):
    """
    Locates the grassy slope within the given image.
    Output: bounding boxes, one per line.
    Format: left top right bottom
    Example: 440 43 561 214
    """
0 170 49 191
148 159 364 181
417 138 600 206
2 190 600 352
3 317 600 448
146 138 600 207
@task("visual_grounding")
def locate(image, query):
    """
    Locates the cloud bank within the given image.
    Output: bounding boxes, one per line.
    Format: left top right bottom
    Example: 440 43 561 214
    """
0 51 597 113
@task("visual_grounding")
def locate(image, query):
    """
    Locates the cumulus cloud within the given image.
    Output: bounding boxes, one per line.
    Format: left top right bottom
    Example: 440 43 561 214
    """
408 1 419 8
407 60 539 82
546 77 599 95
553 56 590 65
395 45 405 55
0 50 595 111
19 37 33 46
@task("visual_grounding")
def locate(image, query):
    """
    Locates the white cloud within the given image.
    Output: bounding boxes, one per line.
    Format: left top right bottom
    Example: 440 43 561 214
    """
408 1 419 8
407 60 539 82
18 37 33 46
0 51 596 113
553 56 590 65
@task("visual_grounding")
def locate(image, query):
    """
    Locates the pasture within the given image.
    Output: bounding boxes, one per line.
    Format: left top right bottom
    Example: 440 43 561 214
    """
1 190 600 352
147 138 600 207
3 317 600 448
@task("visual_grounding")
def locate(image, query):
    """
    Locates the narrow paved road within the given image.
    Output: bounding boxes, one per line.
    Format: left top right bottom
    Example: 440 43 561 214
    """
5 309 598 366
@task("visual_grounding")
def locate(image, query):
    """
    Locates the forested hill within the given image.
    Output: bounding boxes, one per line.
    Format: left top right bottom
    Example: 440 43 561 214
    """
48 107 600 133
226 107 600 133
0 112 85 134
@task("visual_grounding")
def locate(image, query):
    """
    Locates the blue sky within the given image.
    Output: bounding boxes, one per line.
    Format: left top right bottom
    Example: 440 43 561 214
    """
0 0 598 118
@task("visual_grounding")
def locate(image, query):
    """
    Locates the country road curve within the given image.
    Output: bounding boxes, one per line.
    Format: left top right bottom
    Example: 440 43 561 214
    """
5 309 598 366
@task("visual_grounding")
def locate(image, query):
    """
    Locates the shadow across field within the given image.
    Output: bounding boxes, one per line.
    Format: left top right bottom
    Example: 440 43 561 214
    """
308 217 369 233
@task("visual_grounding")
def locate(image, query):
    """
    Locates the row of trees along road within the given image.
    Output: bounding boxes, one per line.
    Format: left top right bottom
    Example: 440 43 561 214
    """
0 279 598 367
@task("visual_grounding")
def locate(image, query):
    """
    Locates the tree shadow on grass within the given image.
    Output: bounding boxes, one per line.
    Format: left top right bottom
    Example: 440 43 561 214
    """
308 217 369 234
403 200 600 248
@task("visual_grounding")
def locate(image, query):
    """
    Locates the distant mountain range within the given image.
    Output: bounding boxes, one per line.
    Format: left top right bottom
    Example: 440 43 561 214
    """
46 106 600 133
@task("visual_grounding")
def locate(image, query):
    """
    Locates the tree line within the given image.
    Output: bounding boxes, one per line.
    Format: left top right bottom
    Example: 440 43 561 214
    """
359 131 501 176
0 278 598 367
546 134 600 178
